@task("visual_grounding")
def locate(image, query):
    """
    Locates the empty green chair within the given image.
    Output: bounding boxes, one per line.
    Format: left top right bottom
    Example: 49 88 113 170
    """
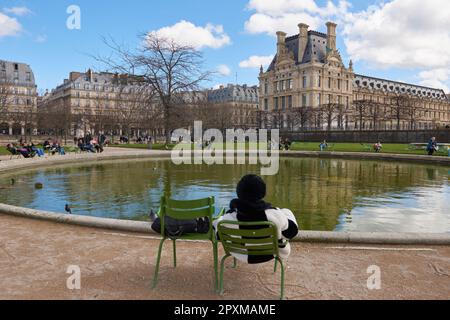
217 221 287 300
152 196 224 292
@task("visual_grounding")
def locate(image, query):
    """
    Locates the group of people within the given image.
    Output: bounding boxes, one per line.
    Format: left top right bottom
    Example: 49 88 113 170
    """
373 141 383 153
280 139 292 151
76 133 106 153
43 139 65 155
6 142 45 158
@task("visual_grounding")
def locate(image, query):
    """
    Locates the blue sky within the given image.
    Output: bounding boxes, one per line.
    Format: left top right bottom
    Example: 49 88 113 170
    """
1 0 449 93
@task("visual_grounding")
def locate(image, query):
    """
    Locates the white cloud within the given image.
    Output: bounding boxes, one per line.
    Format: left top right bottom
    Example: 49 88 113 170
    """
343 0 450 69
244 0 351 35
418 69 450 93
343 0 450 91
244 0 450 91
239 55 274 69
217 64 231 76
0 12 22 37
148 20 231 49
3 6 32 16
35 34 47 43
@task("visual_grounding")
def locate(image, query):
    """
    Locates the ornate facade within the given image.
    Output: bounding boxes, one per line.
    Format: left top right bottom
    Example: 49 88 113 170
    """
38 69 162 137
259 22 450 130
0 60 37 136
206 84 259 128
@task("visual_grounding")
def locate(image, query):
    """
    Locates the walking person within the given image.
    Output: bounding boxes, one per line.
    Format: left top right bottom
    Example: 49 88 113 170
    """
427 137 438 156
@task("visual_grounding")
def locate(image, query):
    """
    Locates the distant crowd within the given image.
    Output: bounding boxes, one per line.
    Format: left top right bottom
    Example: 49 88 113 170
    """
5 133 109 159
75 132 107 154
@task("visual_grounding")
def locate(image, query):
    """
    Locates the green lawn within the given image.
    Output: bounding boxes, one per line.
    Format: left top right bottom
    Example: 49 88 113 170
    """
3 142 447 157
0 146 8 155
110 143 176 150
111 142 449 157
290 142 449 156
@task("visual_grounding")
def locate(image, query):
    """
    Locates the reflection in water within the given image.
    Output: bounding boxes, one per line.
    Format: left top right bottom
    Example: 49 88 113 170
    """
0 158 449 233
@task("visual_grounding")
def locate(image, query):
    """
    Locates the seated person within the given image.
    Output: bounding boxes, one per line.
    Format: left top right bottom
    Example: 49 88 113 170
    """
8 143 34 158
77 138 85 150
83 141 96 153
6 144 18 155
213 175 299 264
95 143 104 153
90 139 104 153
27 143 45 157
49 142 65 155
319 140 328 151
284 139 292 151
373 142 383 153
43 140 51 151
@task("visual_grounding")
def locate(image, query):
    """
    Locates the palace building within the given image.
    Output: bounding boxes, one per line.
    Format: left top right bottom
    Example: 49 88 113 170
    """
258 22 450 131
38 69 162 137
206 84 259 128
0 60 38 136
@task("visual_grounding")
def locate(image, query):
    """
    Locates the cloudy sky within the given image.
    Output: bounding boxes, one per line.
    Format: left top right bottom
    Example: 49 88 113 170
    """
0 0 449 93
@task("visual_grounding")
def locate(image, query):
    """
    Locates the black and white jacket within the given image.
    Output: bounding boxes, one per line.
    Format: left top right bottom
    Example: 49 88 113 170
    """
213 208 299 264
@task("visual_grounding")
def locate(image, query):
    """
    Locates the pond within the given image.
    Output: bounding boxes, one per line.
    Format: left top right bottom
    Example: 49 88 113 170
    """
0 158 449 233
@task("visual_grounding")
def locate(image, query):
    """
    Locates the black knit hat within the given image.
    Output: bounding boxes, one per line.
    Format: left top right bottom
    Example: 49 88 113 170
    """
236 175 267 201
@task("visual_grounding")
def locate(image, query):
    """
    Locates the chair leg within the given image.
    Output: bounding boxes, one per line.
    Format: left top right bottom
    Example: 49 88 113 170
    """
212 241 219 293
152 238 167 289
274 259 278 273
219 254 231 296
232 258 237 269
172 239 177 268
277 258 285 300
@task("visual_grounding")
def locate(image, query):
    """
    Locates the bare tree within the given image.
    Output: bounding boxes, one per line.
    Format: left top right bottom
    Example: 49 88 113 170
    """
320 102 345 131
95 34 212 144
352 98 371 131
288 106 314 131
389 94 411 130
403 97 423 130
0 78 13 134
269 109 285 130
0 79 12 117
365 101 387 131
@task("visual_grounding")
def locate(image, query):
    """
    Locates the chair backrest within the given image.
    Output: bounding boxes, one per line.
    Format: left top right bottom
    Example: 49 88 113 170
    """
7 146 18 155
159 196 215 238
217 221 280 257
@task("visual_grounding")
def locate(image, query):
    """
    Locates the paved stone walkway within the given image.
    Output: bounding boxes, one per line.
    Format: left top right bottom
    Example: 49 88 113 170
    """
1 214 449 300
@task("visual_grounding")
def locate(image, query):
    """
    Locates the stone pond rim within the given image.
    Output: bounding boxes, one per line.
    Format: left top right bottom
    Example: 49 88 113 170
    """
0 148 449 245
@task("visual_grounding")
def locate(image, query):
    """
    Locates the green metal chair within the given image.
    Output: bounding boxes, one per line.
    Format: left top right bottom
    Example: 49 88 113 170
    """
65 146 81 154
217 221 287 300
152 196 225 292
361 143 373 152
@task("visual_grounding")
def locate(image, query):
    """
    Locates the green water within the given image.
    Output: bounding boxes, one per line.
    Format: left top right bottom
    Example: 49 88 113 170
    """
0 158 449 233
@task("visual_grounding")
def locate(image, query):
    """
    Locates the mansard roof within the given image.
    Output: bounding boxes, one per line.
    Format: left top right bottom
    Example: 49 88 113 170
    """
267 30 327 72
354 74 448 101
207 84 259 104
0 59 36 86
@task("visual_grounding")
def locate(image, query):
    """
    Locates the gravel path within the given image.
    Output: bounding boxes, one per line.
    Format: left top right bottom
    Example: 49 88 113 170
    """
1 214 449 300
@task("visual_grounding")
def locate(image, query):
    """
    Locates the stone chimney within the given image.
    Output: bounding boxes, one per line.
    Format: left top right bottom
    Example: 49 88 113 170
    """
276 31 287 57
69 72 82 81
298 23 309 63
326 22 337 52
87 68 93 82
